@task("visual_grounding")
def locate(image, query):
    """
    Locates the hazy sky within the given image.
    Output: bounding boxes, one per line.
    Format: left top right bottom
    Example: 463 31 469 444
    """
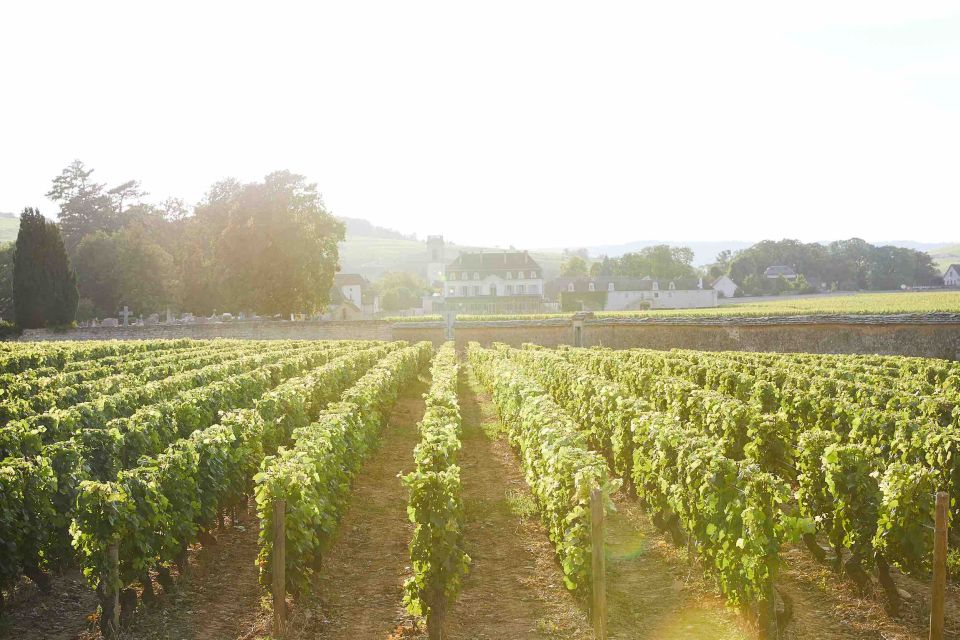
2 2 958 248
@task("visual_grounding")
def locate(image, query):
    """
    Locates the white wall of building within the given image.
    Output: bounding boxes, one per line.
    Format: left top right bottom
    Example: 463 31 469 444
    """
444 274 543 298
945 267 960 286
603 288 717 310
341 284 362 308
711 276 739 298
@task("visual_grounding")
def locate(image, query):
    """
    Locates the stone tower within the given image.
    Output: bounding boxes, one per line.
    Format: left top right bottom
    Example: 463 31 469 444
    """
426 235 445 284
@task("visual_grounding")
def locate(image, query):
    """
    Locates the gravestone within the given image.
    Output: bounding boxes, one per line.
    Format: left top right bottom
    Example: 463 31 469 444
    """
119 306 133 326
102 318 119 327
145 313 160 325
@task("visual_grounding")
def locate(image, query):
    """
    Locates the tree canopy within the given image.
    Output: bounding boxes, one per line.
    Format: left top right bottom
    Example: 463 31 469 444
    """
41 161 345 320
727 238 940 294
591 245 697 281
13 208 78 327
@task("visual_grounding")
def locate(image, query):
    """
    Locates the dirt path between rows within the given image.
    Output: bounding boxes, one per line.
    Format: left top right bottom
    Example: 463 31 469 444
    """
604 498 748 640
444 366 592 640
281 375 430 640
119 512 263 640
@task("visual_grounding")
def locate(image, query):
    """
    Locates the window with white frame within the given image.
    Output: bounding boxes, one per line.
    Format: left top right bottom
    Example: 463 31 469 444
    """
567 282 575 292
506 271 512 279
516 284 525 294
517 271 524 279
608 282 615 291
449 272 456 280
588 282 595 292
473 272 480 280
505 284 513 295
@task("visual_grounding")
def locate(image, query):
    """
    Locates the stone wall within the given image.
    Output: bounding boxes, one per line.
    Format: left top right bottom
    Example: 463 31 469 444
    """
14 314 960 360
583 317 960 360
17 320 394 342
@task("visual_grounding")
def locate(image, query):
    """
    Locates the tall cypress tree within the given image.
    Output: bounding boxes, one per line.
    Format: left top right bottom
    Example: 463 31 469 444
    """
13 208 78 328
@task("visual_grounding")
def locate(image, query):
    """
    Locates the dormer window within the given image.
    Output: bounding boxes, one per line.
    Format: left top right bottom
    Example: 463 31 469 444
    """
652 281 659 291
608 282 615 292
530 271 537 279
567 282 575 292
588 282 596 292
669 281 676 290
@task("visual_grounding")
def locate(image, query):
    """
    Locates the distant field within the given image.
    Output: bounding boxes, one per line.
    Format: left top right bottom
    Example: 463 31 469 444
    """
0 216 19 243
599 290 960 317
386 290 960 322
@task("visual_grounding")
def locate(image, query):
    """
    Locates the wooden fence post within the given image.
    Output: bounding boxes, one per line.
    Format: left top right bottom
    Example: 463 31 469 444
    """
929 491 948 640
273 499 287 637
591 487 607 640
105 542 120 637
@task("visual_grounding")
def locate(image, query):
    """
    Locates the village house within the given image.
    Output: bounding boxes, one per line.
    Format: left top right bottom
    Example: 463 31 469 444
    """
943 264 960 287
324 273 380 321
711 275 739 298
437 250 548 314
546 276 717 311
763 265 798 281
944 264 960 287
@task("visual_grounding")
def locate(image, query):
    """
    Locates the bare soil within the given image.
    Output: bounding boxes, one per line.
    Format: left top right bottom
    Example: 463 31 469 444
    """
444 366 593 640
0 569 99 640
777 543 960 640
272 375 430 640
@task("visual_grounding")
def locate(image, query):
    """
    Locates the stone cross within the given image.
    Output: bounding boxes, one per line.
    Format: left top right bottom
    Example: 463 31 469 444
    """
119 306 133 326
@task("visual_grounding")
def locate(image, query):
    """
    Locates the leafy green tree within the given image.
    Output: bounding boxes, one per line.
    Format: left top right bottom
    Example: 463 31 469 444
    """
13 208 78 327
373 272 430 311
0 243 13 321
560 256 589 277
612 245 697 280
194 172 344 315
73 232 122 317
74 226 179 318
107 180 147 215
46 160 116 255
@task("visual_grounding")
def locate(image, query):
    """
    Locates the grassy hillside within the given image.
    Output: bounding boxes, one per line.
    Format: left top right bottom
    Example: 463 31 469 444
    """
0 215 18 244
931 243 960 272
338 234 566 280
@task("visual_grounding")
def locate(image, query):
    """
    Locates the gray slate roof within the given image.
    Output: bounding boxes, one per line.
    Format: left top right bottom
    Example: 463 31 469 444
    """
447 251 541 272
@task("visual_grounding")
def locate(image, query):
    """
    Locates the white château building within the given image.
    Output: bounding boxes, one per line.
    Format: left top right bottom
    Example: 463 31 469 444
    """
439 250 547 314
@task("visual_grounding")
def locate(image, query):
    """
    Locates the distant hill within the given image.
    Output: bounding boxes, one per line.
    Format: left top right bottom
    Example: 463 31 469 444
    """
337 216 416 241
931 243 960 273
338 233 566 281
578 240 754 266
578 239 958 267
0 213 18 244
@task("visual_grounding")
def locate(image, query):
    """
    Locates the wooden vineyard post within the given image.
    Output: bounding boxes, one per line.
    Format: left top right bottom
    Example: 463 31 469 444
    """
273 499 287 637
106 542 120 637
929 491 948 640
591 487 607 640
